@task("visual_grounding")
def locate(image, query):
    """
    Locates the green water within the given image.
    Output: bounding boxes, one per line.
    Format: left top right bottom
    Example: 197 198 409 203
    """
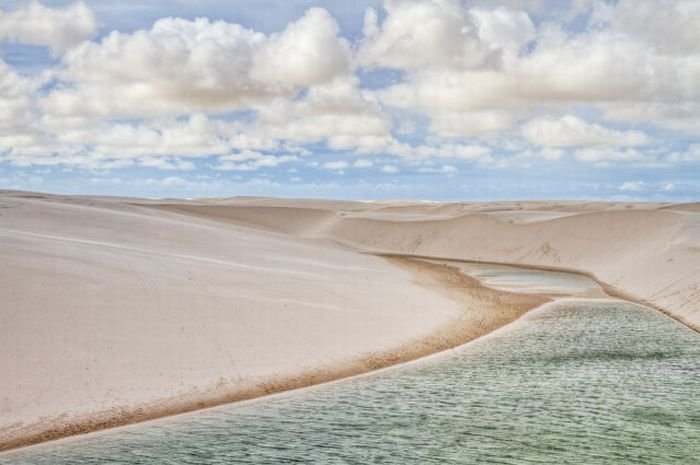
2 299 698 464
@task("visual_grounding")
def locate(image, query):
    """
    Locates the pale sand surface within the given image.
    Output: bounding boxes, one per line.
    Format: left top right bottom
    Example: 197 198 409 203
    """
1 190 698 450
169 196 697 328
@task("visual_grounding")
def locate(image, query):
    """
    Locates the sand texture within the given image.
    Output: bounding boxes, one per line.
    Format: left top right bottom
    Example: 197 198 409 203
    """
155 197 699 329
1 190 698 450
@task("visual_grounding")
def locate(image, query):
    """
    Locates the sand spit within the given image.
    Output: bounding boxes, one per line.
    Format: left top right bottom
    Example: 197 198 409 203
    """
1 190 698 451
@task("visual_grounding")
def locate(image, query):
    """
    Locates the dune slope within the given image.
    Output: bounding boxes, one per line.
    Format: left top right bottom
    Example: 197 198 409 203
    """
0 191 470 450
155 197 700 330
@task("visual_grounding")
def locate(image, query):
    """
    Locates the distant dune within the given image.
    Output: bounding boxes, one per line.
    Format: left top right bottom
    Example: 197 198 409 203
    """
166 196 698 330
1 190 698 451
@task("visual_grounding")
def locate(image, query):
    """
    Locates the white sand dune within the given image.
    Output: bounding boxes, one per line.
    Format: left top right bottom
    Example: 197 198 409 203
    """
0 191 468 449
1 190 697 450
175 197 698 329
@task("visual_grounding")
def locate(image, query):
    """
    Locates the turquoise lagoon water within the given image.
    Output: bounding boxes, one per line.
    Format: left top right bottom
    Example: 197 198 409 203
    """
2 299 698 464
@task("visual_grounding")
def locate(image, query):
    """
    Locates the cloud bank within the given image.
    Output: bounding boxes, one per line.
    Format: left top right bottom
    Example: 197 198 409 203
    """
0 0 699 189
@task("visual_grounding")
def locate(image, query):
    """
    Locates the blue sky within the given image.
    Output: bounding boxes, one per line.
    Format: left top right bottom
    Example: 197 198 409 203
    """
1 0 699 200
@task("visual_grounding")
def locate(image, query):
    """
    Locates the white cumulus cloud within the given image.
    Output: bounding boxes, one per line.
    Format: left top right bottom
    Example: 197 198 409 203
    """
358 0 496 71
322 161 349 170
0 59 39 149
255 77 391 150
0 1 97 52
619 181 645 192
430 111 515 137
353 159 374 168
472 6 536 54
522 115 650 147
44 8 351 118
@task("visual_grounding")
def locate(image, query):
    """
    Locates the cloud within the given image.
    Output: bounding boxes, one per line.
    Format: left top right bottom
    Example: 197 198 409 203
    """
44 8 351 118
251 8 351 87
322 161 349 170
370 0 700 142
364 1 692 141
358 0 496 71
595 0 700 55
255 76 391 149
0 59 39 149
213 150 298 171
1 0 699 179
340 137 494 167
55 114 237 158
429 111 515 137
521 115 650 147
514 148 565 161
619 181 645 192
666 144 700 163
408 143 492 161
381 165 399 173
601 102 700 135
0 1 97 52
134 175 232 192
574 147 646 163
353 159 374 168
5 111 309 168
471 6 536 54
3 112 290 170
377 30 660 113
416 164 457 173
138 158 195 171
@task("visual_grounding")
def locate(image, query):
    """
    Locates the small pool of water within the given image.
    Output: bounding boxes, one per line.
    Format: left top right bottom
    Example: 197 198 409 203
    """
3 299 698 464
428 260 602 295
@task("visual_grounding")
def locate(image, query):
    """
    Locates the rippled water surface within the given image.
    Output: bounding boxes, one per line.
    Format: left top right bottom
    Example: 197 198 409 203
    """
2 300 698 464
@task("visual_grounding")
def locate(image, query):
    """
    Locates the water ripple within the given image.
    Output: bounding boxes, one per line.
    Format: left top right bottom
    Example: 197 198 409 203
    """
2 300 698 464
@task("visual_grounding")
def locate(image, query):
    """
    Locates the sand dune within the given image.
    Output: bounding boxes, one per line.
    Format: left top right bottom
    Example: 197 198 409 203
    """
662 202 700 213
0 191 535 450
160 197 698 329
1 190 698 451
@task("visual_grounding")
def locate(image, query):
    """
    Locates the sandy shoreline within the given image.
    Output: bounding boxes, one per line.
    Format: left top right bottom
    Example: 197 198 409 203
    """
2 190 698 452
0 257 549 452
378 253 700 333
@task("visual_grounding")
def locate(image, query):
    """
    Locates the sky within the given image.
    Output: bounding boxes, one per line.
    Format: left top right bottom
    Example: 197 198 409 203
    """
0 0 699 201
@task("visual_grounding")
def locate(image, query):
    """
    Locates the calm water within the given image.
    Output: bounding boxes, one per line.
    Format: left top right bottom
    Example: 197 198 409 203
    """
2 299 698 464
442 261 601 295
